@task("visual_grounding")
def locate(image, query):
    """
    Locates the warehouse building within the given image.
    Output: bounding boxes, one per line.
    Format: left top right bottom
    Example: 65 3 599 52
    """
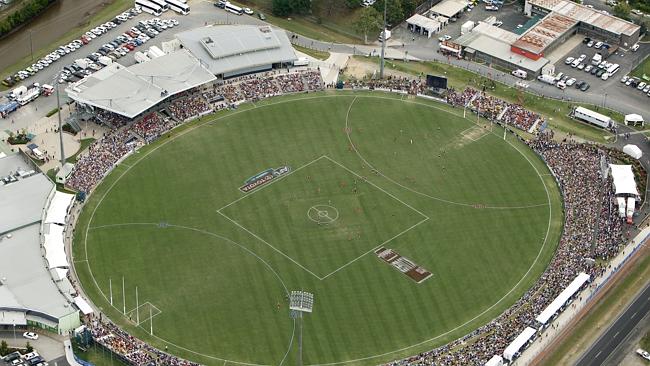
524 0 640 48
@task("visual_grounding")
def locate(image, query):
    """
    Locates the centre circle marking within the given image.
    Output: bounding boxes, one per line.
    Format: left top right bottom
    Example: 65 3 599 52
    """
307 204 339 224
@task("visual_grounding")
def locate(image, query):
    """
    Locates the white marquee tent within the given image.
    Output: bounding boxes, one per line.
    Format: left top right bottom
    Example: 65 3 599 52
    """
536 272 590 324
44 191 75 225
503 326 537 361
623 144 643 160
609 164 639 196
624 113 644 126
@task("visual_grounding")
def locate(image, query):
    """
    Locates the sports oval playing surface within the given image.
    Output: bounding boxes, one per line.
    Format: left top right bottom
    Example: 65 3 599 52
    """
74 93 562 365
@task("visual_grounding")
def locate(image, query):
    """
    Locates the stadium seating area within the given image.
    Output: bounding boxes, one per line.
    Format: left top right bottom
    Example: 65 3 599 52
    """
387 131 624 366
90 320 197 366
66 70 324 194
446 88 542 132
69 74 629 366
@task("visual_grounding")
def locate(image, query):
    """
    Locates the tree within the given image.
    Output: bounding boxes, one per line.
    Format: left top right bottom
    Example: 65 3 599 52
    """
25 342 33 353
354 6 382 43
0 340 8 356
613 2 631 19
346 0 363 8
401 0 417 17
373 0 404 26
290 0 312 14
272 0 292 16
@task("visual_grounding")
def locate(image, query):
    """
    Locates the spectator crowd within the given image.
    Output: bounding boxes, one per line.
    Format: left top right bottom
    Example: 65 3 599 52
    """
68 72 632 366
386 131 625 366
66 70 324 194
446 87 542 132
90 320 198 366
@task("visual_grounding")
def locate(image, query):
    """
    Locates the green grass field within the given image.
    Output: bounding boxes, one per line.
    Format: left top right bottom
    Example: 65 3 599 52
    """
73 91 563 365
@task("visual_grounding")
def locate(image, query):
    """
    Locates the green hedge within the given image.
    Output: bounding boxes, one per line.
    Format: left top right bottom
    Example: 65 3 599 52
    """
0 0 58 38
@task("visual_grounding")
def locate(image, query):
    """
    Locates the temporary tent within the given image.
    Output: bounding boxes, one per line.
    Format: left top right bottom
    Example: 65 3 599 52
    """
624 113 644 126
535 273 590 324
503 327 537 361
485 355 504 366
623 144 643 160
609 164 639 196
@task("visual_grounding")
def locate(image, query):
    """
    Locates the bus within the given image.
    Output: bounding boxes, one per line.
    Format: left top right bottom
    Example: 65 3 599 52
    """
135 0 163 15
225 2 243 15
165 0 189 14
148 0 169 11
607 63 620 75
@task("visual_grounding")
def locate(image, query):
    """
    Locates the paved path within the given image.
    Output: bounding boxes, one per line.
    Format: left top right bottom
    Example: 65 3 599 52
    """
0 330 66 362
575 282 650 366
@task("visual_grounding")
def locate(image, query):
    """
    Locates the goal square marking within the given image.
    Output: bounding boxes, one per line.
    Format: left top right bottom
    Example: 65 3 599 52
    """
217 155 428 280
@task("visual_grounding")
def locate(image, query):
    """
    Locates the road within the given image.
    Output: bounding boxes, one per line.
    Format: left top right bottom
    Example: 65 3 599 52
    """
575 282 650 366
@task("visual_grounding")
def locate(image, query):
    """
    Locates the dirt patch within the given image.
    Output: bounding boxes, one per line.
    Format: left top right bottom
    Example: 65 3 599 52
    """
344 57 413 81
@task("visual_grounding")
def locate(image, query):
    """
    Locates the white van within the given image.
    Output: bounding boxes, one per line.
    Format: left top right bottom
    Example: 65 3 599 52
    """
511 69 527 79
293 57 309 66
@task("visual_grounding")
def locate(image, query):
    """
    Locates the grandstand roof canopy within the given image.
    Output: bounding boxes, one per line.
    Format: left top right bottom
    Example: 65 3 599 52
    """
527 0 640 36
176 25 297 77
65 50 215 119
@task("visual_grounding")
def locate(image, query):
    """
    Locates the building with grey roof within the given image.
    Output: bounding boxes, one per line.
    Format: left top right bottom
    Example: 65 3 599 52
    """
65 49 215 119
0 153 81 334
176 24 298 78
524 0 640 49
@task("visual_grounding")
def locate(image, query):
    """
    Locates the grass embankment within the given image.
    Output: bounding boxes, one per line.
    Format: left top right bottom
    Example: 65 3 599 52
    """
631 54 650 79
642 331 650 350
540 251 650 365
293 44 330 60
230 0 363 44
0 0 27 21
0 0 131 91
351 56 621 143
73 342 128 366
67 137 95 164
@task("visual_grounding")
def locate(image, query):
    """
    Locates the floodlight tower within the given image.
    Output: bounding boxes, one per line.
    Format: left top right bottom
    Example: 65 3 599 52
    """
379 0 387 79
289 291 314 366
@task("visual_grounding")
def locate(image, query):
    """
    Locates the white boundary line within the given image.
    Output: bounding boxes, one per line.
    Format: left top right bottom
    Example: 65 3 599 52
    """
77 92 559 366
303 94 555 366
217 154 429 280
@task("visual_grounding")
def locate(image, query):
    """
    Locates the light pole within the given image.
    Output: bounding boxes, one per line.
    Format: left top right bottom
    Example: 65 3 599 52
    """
29 30 34 61
379 0 387 79
54 71 66 167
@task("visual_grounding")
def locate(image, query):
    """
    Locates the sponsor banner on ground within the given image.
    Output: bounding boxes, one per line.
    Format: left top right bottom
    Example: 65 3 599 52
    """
239 166 291 193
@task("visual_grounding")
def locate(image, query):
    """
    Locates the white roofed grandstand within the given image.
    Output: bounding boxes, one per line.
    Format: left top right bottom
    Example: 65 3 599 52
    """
175 25 298 78
66 49 215 119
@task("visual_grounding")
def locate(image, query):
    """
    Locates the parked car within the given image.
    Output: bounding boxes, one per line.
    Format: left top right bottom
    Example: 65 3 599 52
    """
636 349 650 361
621 75 629 83
594 41 603 49
258 12 266 20
565 56 575 65
580 82 590 91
